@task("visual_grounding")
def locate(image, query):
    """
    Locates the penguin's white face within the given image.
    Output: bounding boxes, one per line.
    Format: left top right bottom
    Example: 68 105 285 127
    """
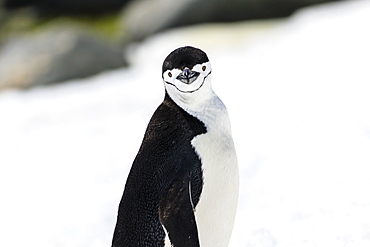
162 47 214 106
162 61 212 94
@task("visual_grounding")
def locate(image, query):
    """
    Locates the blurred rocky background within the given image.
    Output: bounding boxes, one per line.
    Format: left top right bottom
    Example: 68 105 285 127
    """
0 0 343 90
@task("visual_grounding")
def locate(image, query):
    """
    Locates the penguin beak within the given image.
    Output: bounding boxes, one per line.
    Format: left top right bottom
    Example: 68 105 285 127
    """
176 68 200 84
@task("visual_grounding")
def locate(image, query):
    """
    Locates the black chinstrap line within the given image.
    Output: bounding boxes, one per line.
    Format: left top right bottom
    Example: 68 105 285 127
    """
165 71 212 94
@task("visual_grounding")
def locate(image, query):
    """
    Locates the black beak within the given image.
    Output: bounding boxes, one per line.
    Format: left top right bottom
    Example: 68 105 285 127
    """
176 68 200 84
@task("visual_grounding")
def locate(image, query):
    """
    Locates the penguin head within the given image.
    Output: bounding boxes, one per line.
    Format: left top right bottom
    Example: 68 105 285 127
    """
162 46 213 104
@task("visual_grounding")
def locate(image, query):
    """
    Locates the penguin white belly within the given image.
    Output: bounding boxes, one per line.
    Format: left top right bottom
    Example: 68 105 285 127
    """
189 96 239 247
163 90 239 247
192 128 238 247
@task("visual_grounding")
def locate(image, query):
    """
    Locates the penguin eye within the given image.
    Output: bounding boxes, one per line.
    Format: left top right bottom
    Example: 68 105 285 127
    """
168 72 172 77
202 65 206 71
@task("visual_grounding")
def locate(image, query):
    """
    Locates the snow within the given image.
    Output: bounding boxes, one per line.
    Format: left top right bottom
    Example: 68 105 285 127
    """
1 1 370 246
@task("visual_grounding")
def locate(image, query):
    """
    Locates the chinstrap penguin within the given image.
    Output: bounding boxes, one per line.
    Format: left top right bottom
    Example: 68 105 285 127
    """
112 46 239 247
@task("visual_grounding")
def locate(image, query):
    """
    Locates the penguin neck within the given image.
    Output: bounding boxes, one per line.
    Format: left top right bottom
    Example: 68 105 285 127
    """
165 86 214 116
165 89 231 135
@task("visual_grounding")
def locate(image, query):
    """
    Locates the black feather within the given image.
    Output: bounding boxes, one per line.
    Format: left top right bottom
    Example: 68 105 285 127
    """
112 93 206 247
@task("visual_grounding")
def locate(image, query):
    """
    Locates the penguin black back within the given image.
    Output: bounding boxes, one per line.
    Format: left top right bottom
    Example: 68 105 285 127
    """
112 93 206 246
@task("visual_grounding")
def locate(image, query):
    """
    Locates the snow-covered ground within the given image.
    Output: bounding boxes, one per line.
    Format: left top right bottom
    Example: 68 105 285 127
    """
1 1 370 246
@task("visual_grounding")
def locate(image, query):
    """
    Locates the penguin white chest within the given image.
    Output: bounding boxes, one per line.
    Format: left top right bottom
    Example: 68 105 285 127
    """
190 99 239 247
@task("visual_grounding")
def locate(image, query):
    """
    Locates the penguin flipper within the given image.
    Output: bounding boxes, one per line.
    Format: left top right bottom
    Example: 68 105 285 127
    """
159 173 200 247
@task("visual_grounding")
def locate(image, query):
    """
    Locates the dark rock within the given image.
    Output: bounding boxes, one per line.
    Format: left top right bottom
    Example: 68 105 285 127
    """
3 0 131 14
3 0 34 8
121 0 344 42
0 28 126 90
